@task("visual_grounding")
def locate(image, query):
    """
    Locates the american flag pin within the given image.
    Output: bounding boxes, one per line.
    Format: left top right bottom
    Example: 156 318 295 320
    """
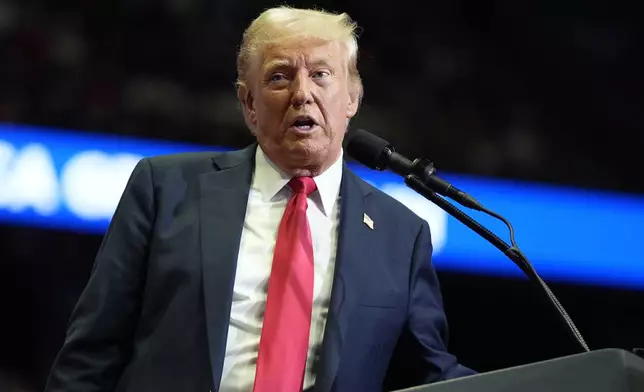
363 213 374 230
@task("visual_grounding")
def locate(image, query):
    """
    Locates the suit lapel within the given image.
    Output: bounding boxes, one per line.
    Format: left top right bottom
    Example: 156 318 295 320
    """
315 167 372 392
200 144 256 390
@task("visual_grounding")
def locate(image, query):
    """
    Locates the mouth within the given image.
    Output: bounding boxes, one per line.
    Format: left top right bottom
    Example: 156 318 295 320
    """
290 116 318 133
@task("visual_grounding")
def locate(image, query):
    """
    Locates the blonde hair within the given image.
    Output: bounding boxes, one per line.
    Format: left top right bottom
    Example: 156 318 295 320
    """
236 6 363 100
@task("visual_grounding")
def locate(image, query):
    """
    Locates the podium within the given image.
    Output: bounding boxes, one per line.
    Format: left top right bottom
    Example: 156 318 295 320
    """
395 349 644 392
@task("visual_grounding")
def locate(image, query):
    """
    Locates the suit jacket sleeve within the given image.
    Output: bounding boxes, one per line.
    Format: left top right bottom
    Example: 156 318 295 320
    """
45 158 156 392
384 221 476 390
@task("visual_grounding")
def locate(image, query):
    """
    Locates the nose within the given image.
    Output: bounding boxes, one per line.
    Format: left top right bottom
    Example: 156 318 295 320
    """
290 71 314 107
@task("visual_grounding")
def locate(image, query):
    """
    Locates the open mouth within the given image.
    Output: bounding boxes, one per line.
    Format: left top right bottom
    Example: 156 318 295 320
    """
291 116 317 131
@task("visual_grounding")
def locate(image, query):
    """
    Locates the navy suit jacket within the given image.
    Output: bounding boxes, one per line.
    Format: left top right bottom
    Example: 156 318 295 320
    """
45 144 474 392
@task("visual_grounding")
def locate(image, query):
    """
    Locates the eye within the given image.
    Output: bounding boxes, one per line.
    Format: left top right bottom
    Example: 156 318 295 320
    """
312 70 330 79
269 73 287 82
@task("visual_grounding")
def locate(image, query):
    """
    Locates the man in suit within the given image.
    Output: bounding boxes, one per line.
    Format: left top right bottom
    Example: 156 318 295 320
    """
45 6 475 392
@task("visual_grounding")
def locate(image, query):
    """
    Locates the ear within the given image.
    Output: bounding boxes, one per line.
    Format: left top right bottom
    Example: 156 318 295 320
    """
237 84 257 127
346 83 361 119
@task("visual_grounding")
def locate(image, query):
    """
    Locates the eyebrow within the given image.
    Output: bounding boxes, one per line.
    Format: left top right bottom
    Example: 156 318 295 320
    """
264 59 333 71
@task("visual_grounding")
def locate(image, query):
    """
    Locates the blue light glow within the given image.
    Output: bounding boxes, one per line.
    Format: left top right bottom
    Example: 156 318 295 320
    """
1 123 643 289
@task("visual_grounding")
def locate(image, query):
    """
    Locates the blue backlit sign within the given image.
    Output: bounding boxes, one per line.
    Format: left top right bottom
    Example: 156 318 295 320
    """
1 123 643 289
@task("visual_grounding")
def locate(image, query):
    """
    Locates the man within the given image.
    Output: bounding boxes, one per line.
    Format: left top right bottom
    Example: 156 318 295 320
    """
45 6 475 392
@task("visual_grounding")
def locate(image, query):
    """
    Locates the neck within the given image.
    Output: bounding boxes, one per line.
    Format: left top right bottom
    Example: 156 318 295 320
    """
259 144 342 178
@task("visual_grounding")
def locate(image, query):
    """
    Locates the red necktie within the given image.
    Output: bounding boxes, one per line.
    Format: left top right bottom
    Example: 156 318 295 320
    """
253 176 317 392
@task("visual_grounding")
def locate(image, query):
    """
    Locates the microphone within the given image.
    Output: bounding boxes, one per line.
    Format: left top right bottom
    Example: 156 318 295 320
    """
344 128 590 354
344 128 483 211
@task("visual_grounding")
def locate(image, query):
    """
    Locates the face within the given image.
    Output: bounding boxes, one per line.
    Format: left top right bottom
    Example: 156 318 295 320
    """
240 38 359 177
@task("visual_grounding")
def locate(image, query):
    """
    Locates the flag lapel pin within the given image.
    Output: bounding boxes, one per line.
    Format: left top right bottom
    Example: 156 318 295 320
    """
363 213 374 230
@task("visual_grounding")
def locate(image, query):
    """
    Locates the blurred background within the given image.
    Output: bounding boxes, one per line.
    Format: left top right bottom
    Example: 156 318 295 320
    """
0 0 643 390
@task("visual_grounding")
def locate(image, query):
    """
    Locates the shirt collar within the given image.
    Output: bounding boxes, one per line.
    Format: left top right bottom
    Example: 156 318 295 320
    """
252 146 343 217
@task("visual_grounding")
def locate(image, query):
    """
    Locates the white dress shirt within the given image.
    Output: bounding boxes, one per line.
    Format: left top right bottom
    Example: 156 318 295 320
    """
219 146 343 391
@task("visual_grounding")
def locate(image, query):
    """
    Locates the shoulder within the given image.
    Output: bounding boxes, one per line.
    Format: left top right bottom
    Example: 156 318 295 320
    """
145 151 220 172
142 144 256 178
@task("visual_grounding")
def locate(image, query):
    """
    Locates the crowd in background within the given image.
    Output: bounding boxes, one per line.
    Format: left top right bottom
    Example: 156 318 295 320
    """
1 0 642 193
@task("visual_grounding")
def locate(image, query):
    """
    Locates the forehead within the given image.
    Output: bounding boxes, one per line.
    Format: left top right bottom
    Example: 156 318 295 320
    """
260 39 347 70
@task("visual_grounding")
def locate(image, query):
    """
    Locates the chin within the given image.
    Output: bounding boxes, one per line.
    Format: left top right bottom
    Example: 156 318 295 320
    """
285 137 325 156
282 142 328 174
261 136 338 176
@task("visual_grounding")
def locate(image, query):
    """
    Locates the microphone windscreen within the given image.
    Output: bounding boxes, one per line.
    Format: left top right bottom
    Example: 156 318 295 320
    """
344 129 392 170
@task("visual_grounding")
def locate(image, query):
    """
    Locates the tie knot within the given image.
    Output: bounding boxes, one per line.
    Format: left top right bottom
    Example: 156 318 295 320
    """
288 176 317 196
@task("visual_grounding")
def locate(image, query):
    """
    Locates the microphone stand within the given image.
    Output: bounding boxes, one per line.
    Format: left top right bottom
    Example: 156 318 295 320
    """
403 174 591 353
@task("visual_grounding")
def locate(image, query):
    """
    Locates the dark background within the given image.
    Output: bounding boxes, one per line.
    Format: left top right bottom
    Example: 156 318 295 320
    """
0 0 643 390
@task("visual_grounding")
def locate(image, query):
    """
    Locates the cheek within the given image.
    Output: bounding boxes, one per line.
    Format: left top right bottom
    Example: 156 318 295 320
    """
257 93 289 123
325 92 350 124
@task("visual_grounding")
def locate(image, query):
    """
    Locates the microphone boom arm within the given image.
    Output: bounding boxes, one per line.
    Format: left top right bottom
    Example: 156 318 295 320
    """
344 128 589 353
404 174 590 353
